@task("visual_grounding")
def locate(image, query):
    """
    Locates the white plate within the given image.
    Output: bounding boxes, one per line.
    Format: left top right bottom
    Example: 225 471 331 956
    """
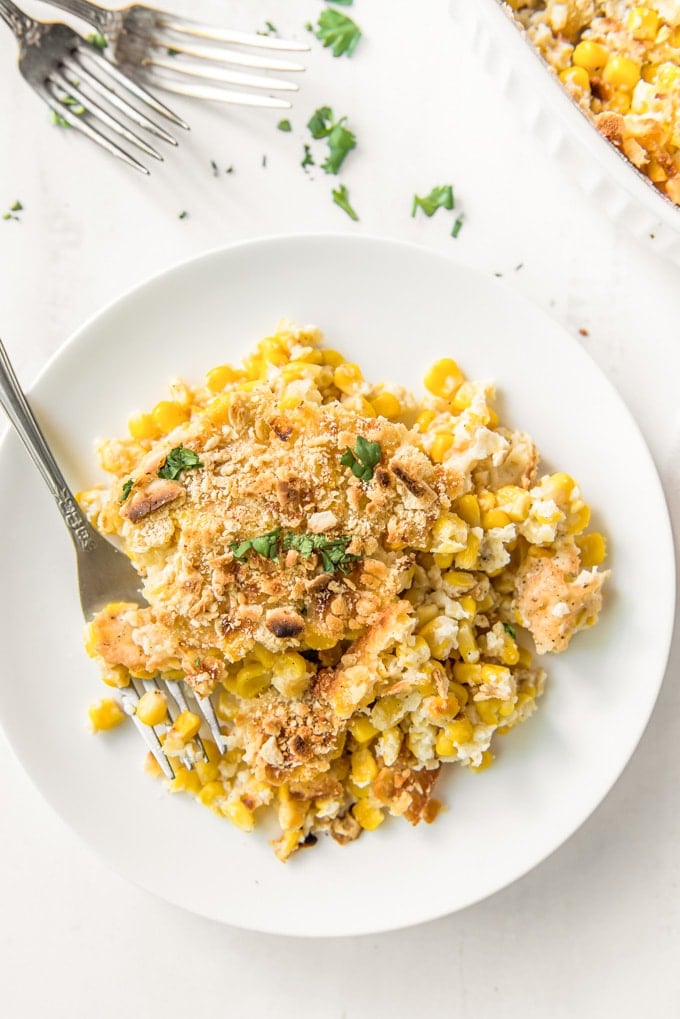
0 234 674 937
450 0 680 267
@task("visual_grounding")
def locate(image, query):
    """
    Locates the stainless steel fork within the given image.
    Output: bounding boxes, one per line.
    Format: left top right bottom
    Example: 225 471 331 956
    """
0 0 187 173
41 0 307 108
0 338 226 777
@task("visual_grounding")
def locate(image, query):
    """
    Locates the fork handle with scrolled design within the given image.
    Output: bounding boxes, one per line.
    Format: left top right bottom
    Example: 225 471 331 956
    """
0 338 97 553
0 0 36 38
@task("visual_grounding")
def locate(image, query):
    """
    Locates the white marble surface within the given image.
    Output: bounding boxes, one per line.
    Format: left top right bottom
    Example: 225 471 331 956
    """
0 0 678 1014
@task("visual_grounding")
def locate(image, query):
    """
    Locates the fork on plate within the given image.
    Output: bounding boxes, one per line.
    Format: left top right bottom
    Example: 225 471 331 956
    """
39 0 307 107
0 337 226 778
0 0 187 172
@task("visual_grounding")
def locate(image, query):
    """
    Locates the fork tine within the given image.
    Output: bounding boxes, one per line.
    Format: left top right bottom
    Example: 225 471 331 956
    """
148 55 299 93
167 681 209 766
144 74 292 109
195 694 228 755
76 43 190 129
62 53 178 146
50 70 164 161
40 85 150 173
120 684 176 778
154 40 306 74
157 14 310 52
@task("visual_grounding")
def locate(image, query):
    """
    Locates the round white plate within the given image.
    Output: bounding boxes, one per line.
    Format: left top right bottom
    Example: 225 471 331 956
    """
0 234 674 937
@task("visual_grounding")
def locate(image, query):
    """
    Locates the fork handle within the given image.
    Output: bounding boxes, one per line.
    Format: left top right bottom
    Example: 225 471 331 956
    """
0 0 36 38
39 0 116 34
0 339 97 552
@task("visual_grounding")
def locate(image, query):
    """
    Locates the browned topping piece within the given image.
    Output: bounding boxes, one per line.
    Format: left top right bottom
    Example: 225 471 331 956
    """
265 608 306 639
121 478 185 521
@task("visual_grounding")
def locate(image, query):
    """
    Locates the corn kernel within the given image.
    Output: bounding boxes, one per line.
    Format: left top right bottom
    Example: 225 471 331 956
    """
235 662 271 699
435 731 456 757
452 661 482 684
222 799 256 831
559 65 591 91
322 348 345 367
415 409 437 432
425 693 461 723
603 55 641 90
455 493 481 527
423 358 465 400
169 766 202 796
101 665 130 689
352 799 385 831
351 747 378 787
127 411 160 441
135 688 168 727
455 530 481 570
205 393 233 426
205 363 244 392
431 432 454 463
197 780 226 806
350 716 379 744
441 569 476 593
144 751 163 778
450 381 478 413
567 500 591 535
572 40 609 73
495 485 531 522
482 508 511 529
334 362 363 394
457 620 479 663
371 391 402 419
168 710 202 743
628 6 660 40
150 400 189 434
576 532 607 567
471 749 494 772
303 624 338 651
445 717 475 745
449 681 469 706
431 512 468 554
418 616 457 660
88 698 125 732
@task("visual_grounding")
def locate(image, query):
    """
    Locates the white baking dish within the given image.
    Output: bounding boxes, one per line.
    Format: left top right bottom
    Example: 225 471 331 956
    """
450 0 680 266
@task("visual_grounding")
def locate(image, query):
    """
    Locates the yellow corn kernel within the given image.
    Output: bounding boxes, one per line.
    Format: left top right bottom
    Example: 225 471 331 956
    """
457 620 479 663
168 766 202 796
603 55 641 90
303 623 338 651
222 799 256 831
449 381 478 413
559 65 590 91
351 747 378 787
235 662 271 699
480 663 511 687
471 749 494 772
168 710 202 743
458 595 477 618
271 651 309 698
205 393 233 426
455 493 481 527
482 508 511 530
352 799 385 831
572 40 609 73
205 363 243 392
88 698 125 732
576 532 608 567
322 348 345 367
441 569 476 593
144 751 163 778
371 391 402 419
435 730 456 757
197 780 226 807
415 603 439 627
432 552 454 570
608 89 632 114
455 530 481 570
655 61 680 88
475 698 500 725
648 159 669 183
425 693 461 723
628 6 660 40
494 485 531 522
342 394 376 418
430 432 454 463
418 617 456 660
101 665 130 689
215 688 238 722
517 646 533 669
567 500 591 535
135 689 168 727
194 758 220 785
431 512 468 554
128 668 155 681
452 661 482 685
150 400 190 434
333 362 363 394
350 716 379 744
242 354 265 380
449 681 469 707
423 357 465 400
127 411 160 441
415 408 437 433
446 717 475 744
258 336 289 366
500 637 520 666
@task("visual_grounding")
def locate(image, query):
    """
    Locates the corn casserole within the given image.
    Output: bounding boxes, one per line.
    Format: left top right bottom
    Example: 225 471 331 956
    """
506 1 680 204
81 322 609 861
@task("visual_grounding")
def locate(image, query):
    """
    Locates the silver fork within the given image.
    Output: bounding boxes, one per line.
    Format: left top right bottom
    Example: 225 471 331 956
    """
0 0 188 174
0 338 227 778
41 0 308 108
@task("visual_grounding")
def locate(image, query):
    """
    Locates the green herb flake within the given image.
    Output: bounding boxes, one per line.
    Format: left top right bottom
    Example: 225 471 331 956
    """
503 622 517 641
412 185 455 218
315 8 362 57
257 20 277 36
307 106 334 140
230 526 282 562
301 144 315 170
210 159 219 177
51 110 71 128
451 213 464 238
178 210 188 219
157 445 202 480
277 118 292 132
332 183 359 221
10 200 23 212
119 478 134 503
329 0 354 5
306 107 356 174
167 47 180 56
340 435 381 481
3 200 23 221
283 532 360 575
87 31 108 50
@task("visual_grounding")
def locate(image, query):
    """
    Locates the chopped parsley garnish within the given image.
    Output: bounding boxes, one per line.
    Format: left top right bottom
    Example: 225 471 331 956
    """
301 144 315 170
157 445 202 480
51 110 72 128
230 527 360 574
178 210 188 219
332 184 359 220
87 31 107 50
258 20 277 36
315 8 362 57
329 0 354 5
119 478 134 503
210 159 219 177
167 47 180 56
340 436 381 481
451 214 464 238
503 622 517 641
306 106 356 174
3 200 23 221
277 118 292 132
51 95 85 126
412 185 455 218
